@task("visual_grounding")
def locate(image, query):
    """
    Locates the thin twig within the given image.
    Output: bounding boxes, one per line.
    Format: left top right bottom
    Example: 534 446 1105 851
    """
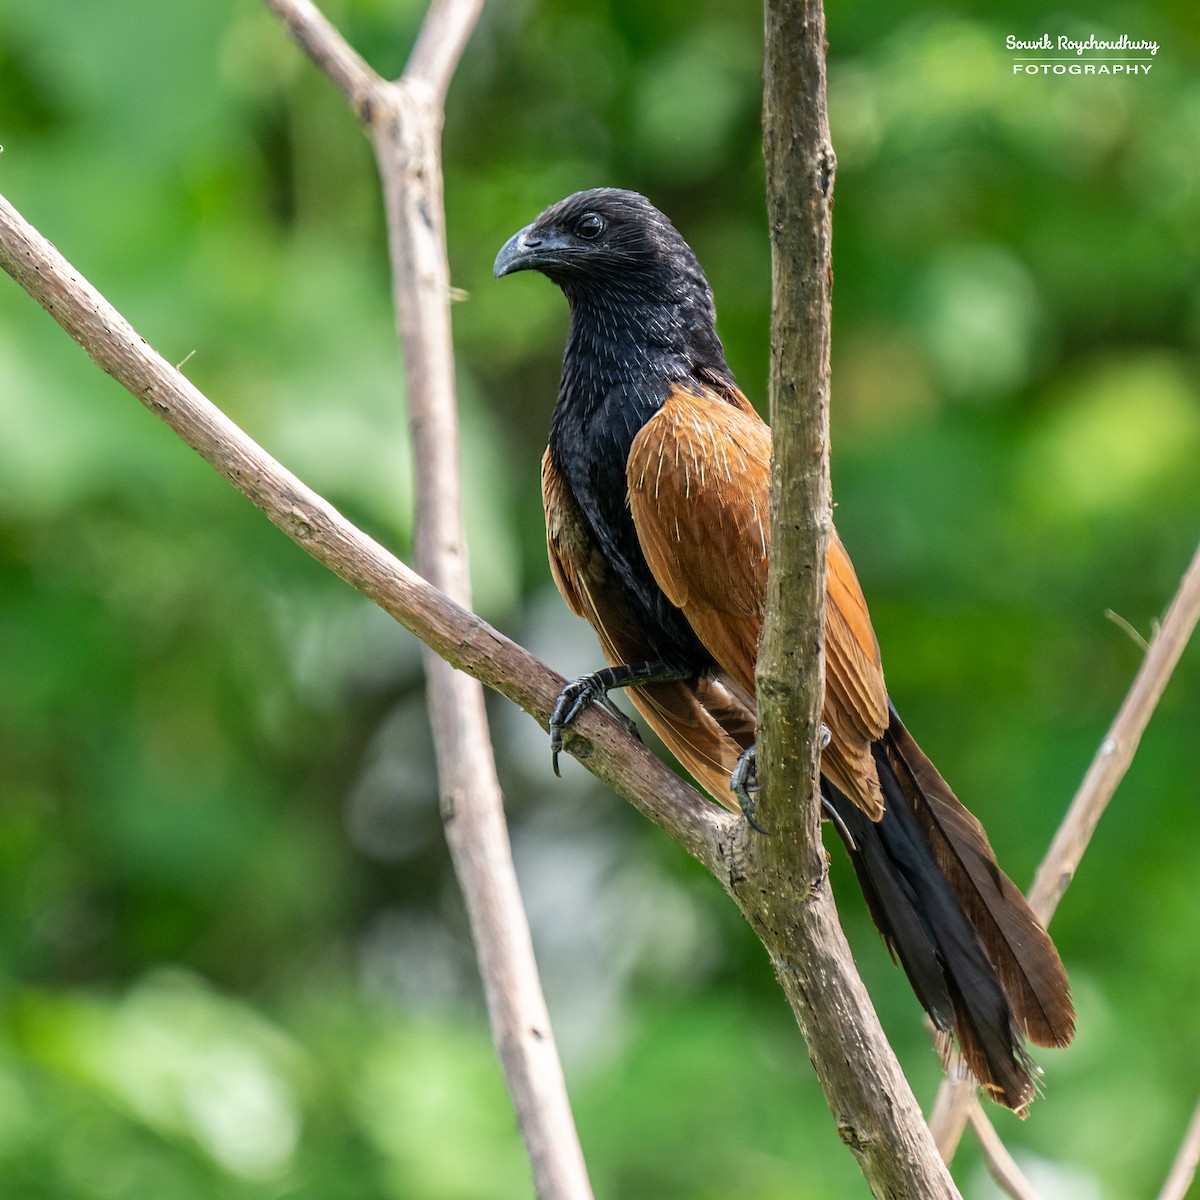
929 540 1200 1158
969 1108 1041 1200
261 0 382 119
1029 540 1200 923
1158 1096 1200 1200
929 1072 977 1162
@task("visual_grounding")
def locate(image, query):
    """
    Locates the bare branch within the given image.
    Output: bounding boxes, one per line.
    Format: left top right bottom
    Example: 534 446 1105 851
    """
758 0 833 843
262 0 384 120
755 1 960 1195
404 0 484 103
930 540 1200 1156
929 1071 975 1162
1029 539 1200 923
1158 1096 1200 1200
969 1109 1041 1200
0 191 727 886
274 0 591 1194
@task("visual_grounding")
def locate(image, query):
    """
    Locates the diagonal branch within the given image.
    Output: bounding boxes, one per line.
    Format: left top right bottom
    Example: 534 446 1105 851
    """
0 187 735 1197
0 197 725 858
262 0 382 118
969 1108 1041 1200
1158 1095 1200 1200
930 539 1200 1158
1029 539 1200 923
0 198 729 856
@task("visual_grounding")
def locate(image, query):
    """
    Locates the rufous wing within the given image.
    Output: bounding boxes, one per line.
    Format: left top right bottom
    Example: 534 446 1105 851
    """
542 448 749 804
625 385 889 817
824 533 889 817
626 386 770 699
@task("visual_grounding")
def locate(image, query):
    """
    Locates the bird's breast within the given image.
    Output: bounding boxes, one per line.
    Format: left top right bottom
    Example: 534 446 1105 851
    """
548 382 713 672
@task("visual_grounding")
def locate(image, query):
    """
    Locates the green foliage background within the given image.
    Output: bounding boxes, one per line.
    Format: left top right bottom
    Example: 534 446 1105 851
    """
1 0 1198 1196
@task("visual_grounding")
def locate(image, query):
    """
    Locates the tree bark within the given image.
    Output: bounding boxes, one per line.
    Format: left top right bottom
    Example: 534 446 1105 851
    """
750 1 962 1194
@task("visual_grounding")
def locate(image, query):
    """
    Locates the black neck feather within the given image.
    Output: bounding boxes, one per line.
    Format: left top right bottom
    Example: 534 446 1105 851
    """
547 287 732 672
552 285 731 430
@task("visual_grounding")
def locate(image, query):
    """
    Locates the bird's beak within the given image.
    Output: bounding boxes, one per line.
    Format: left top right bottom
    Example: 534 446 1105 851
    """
494 224 561 278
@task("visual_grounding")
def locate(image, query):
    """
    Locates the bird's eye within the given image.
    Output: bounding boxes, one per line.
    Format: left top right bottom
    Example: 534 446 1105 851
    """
576 213 604 240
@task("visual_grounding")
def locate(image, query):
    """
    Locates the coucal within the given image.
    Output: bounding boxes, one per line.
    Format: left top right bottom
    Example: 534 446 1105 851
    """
494 187 1074 1112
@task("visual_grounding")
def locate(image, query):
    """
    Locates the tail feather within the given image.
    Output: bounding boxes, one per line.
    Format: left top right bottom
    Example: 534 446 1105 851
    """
822 779 954 1031
824 772 1038 1113
884 706 1076 1050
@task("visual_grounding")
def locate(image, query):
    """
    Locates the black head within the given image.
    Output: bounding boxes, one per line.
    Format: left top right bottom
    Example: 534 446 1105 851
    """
494 189 731 389
494 188 715 314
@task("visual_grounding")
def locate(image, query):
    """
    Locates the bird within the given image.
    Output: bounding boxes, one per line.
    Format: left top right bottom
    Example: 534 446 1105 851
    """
494 187 1074 1112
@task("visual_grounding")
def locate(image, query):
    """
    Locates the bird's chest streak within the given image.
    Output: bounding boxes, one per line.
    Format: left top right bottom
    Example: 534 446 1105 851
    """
549 375 712 675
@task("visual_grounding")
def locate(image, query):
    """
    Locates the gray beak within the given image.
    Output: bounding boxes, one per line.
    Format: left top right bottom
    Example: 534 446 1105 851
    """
493 225 536 278
494 224 564 278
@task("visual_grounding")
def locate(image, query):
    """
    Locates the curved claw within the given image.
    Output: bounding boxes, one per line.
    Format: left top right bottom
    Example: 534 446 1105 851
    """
730 744 768 834
549 678 600 776
549 674 642 775
730 726 831 832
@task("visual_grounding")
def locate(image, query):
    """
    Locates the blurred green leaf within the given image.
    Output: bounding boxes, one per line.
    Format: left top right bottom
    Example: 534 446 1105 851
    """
1 0 1198 1196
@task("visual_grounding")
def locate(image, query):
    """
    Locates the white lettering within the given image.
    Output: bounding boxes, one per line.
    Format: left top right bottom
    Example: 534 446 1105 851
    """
1009 33 1160 58
1007 34 1052 50
1053 33 1160 56
1008 31 1161 77
1010 61 1152 77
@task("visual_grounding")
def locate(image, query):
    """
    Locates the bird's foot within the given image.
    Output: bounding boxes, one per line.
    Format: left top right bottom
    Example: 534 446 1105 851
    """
730 744 767 833
729 725 832 834
549 673 640 776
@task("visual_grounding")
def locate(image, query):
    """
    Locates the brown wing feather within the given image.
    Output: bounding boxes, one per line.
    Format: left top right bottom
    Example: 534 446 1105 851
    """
542 448 594 622
626 387 768 695
542 449 749 806
823 536 888 817
627 386 887 817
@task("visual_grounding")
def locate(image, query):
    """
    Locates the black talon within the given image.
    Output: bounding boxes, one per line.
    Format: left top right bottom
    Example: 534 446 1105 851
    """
549 675 630 775
730 725 833 833
730 744 768 834
548 660 692 774
550 679 595 775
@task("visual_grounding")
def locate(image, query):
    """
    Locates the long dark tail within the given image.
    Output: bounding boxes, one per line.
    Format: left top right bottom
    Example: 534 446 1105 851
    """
823 706 1075 1113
